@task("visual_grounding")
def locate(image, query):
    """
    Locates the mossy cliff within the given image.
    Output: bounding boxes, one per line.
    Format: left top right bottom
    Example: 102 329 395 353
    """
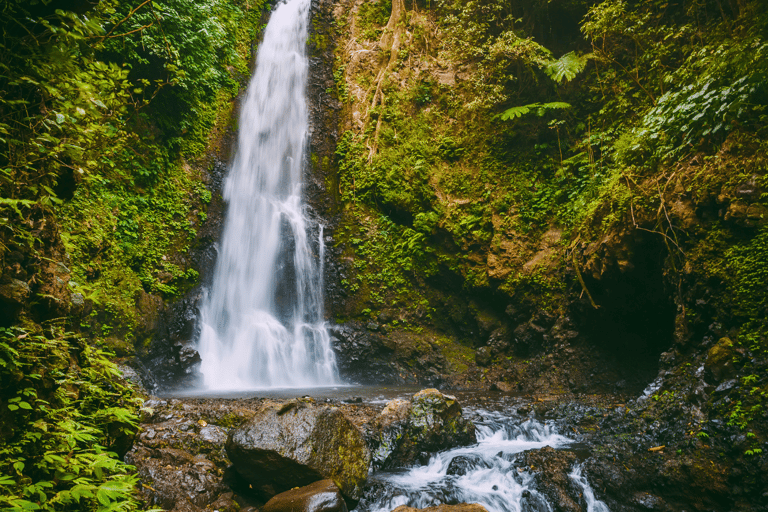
320 0 767 386
316 0 768 506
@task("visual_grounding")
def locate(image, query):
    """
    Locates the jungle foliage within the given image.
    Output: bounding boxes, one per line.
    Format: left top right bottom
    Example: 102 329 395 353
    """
0 326 142 511
334 0 768 347
1 0 267 508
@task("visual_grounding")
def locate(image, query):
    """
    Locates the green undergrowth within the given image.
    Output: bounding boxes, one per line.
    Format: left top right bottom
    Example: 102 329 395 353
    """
0 326 142 511
58 152 210 342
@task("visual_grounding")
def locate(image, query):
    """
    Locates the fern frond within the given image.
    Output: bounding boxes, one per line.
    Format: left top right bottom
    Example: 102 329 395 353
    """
545 52 590 84
498 102 572 121
499 105 533 120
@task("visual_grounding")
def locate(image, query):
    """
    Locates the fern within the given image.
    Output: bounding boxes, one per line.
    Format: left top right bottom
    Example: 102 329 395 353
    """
498 102 572 120
545 52 590 84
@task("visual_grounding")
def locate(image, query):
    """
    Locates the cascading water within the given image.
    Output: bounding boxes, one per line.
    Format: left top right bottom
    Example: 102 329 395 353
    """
196 0 339 390
355 409 611 512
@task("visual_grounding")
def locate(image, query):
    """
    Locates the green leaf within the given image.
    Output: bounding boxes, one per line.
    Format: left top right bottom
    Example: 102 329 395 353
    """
545 52 590 84
498 102 571 121
95 479 133 506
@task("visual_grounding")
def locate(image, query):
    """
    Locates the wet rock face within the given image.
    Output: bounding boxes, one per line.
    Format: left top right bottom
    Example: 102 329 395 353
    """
0 278 31 326
125 397 263 512
143 294 204 391
261 479 348 512
226 399 371 502
521 447 581 512
330 323 403 384
370 389 476 469
127 445 229 511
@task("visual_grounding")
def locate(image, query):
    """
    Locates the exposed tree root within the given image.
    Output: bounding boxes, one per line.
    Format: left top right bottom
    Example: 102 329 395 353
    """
363 0 405 160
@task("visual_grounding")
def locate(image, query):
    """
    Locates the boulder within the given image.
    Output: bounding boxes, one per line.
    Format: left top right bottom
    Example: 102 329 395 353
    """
446 455 491 476
490 381 513 393
475 346 492 367
0 278 30 306
487 327 511 355
226 399 371 501
704 337 738 382
521 446 580 512
261 479 348 512
371 389 476 469
391 505 488 512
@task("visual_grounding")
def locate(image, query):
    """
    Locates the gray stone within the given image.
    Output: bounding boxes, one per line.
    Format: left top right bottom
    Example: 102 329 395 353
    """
226 400 370 501
370 389 475 469
715 379 737 394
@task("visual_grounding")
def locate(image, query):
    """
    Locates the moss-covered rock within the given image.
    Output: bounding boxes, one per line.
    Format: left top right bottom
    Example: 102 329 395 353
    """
370 388 476 469
225 399 371 502
704 337 737 382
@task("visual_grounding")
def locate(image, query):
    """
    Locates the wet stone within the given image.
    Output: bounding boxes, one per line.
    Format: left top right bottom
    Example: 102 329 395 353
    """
370 389 475 469
391 505 489 512
261 479 348 512
446 455 491 477
715 379 737 394
226 400 371 501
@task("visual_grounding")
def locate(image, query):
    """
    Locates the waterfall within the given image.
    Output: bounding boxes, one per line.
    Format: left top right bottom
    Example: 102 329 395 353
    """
196 0 339 390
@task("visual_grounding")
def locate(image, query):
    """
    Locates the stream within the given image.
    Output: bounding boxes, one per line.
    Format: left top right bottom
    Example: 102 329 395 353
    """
167 386 612 512
356 405 609 512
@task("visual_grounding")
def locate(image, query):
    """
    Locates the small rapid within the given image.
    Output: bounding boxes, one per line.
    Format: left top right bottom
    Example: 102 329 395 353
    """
355 410 610 512
195 0 339 390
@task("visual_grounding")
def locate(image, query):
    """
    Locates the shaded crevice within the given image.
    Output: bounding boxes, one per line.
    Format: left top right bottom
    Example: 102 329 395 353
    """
580 240 676 392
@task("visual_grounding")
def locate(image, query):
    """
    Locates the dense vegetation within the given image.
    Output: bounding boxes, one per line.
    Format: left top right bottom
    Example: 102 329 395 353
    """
331 0 768 434
0 0 267 508
333 0 767 340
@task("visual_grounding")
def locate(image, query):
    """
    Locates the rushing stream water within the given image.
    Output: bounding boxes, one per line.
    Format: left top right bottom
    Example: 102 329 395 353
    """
355 408 610 512
196 0 338 390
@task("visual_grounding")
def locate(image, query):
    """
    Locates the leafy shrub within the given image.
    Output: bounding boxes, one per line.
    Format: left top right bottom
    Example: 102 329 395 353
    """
0 327 142 511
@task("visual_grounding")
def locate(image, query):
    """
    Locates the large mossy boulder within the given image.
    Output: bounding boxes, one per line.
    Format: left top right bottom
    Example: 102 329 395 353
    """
371 388 476 469
225 399 370 502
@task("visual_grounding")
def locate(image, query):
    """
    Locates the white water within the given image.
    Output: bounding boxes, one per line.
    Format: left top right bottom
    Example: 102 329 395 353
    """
196 0 339 390
570 464 611 512
355 410 610 512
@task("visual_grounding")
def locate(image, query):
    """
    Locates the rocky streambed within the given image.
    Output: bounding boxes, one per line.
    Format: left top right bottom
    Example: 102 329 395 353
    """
122 387 636 512
124 382 768 512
